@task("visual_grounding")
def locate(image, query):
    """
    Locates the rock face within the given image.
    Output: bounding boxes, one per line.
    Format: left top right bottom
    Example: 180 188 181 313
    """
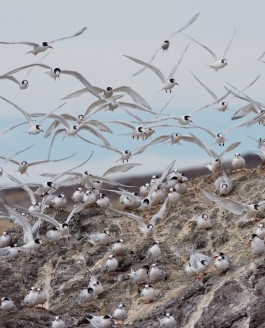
1 165 265 328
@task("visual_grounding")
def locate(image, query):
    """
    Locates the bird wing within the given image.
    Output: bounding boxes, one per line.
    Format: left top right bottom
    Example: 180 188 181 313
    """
187 134 216 160
110 208 145 228
219 142 240 159
0 41 38 46
0 75 21 86
232 103 260 120
0 96 32 125
107 120 135 129
49 27 87 43
3 63 51 75
60 70 99 98
167 42 190 80
190 70 217 100
201 189 247 214
28 152 76 167
66 203 87 224
132 47 161 77
195 125 216 138
78 126 111 146
47 129 65 160
150 198 168 226
124 55 166 83
118 101 153 113
169 12 200 38
102 163 141 177
5 206 34 243
113 86 151 110
2 144 34 167
85 120 112 133
84 99 105 116
188 35 217 60
29 212 61 227
62 87 89 100
39 102 68 124
223 28 236 58
32 218 42 240
8 174 37 204
0 157 19 165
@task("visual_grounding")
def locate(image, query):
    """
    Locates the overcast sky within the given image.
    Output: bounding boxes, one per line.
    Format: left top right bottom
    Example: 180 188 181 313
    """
0 0 264 185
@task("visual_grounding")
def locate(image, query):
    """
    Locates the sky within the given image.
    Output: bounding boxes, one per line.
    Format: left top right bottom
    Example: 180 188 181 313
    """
0 0 264 185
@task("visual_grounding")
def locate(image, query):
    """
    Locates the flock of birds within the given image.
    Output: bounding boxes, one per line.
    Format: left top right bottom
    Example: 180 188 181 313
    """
0 11 265 328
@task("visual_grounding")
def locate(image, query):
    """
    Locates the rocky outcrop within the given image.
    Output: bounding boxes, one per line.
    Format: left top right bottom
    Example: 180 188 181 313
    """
1 164 265 327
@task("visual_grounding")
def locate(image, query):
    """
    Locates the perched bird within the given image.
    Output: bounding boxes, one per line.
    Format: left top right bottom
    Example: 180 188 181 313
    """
189 244 212 277
88 275 104 296
214 170 233 195
72 188 85 203
159 312 177 328
147 241 162 262
249 234 265 255
78 287 97 307
0 244 21 259
23 287 37 308
96 193 111 209
231 153 246 171
111 239 127 256
149 263 166 282
86 314 113 328
255 223 265 240
128 265 149 284
0 297 16 313
140 284 155 303
0 27 87 55
213 252 232 275
87 230 112 247
0 231 12 248
125 43 189 93
34 287 47 307
51 316 66 328
104 254 118 273
193 214 212 229
188 29 236 71
112 303 128 324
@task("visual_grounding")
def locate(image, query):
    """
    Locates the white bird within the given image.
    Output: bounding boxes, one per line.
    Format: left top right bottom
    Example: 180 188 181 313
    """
213 252 232 275
188 29 236 71
140 284 155 303
128 265 149 284
0 231 12 247
86 314 113 328
214 171 233 195
194 214 212 229
5 207 42 251
231 153 246 171
96 193 111 209
78 287 97 307
51 316 66 328
113 303 128 324
159 312 177 328
23 287 37 308
0 96 66 135
0 27 87 55
190 71 230 114
0 297 16 313
83 189 98 205
64 84 151 110
87 230 112 246
34 287 47 307
140 183 151 197
132 12 200 77
0 145 34 177
0 244 21 259
6 64 100 98
149 263 166 282
72 188 85 203
52 194 67 210
0 152 75 175
0 75 29 90
202 189 264 221
111 239 127 256
88 275 104 296
249 137 265 163
249 234 265 255
189 245 212 277
147 241 162 261
255 223 265 240
167 188 181 205
110 198 168 238
125 43 189 93
105 254 118 272
46 227 61 243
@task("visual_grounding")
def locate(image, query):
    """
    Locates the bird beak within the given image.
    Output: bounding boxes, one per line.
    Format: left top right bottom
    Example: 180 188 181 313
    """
212 256 218 259
41 130 44 133
248 240 252 244
48 46 53 49
175 82 179 86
